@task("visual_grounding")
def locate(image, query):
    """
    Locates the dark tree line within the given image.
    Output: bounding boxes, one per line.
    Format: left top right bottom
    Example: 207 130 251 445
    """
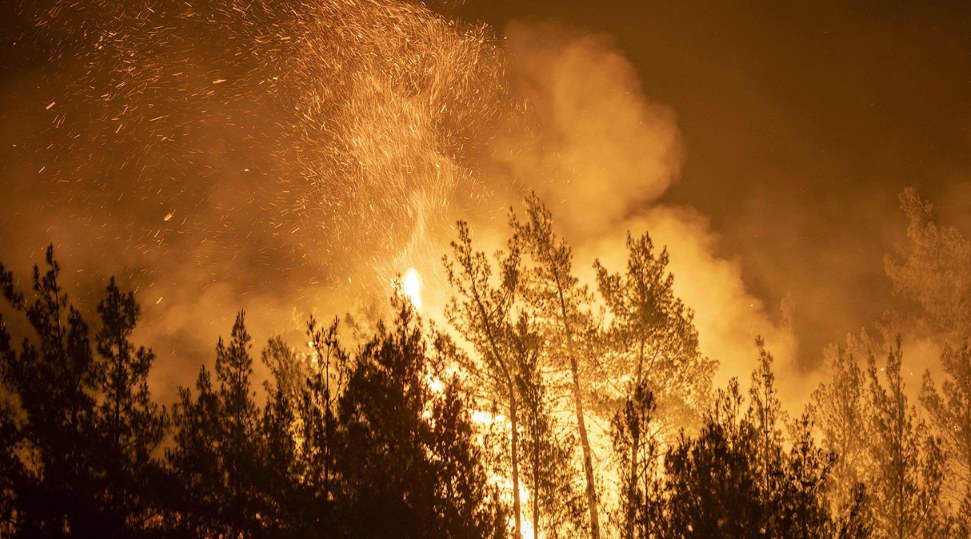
0 247 500 538
1 189 970 539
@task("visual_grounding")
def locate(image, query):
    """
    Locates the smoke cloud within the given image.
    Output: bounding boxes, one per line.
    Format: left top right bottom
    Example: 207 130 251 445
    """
487 22 798 398
0 1 813 406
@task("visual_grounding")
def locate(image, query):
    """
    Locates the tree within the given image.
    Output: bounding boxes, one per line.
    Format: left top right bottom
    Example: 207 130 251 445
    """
866 337 947 539
90 277 168 536
921 343 971 532
609 381 663 539
257 337 303 536
807 343 871 532
662 342 840 539
166 312 264 537
0 248 175 537
780 415 838 539
287 316 351 537
746 340 835 539
748 339 786 514
214 312 265 532
0 246 99 537
167 365 226 537
885 188 971 343
516 314 585 539
335 294 500 539
595 231 715 538
514 194 601 539
0 312 22 535
594 232 714 432
444 219 527 538
663 379 762 539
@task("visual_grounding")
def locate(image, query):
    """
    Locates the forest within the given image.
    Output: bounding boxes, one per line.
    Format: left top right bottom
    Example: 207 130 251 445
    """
1 188 969 539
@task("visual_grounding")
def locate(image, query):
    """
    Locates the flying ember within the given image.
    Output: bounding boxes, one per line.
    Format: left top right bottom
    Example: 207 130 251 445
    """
0 0 965 538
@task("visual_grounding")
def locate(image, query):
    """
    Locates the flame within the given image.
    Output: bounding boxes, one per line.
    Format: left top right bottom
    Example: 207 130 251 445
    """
403 268 422 308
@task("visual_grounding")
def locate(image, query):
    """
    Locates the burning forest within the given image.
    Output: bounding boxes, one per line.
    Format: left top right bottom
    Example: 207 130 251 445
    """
1 0 971 537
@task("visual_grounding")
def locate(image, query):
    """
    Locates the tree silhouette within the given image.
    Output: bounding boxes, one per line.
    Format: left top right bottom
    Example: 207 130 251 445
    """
167 312 265 537
335 294 500 539
90 277 168 536
921 343 971 533
0 246 99 537
664 379 762 539
293 317 350 537
866 337 947 539
514 194 601 539
445 219 527 538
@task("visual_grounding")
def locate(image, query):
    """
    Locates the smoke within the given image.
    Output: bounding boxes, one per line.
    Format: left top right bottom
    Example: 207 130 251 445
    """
0 1 803 405
487 22 800 400
492 22 683 237
0 0 507 402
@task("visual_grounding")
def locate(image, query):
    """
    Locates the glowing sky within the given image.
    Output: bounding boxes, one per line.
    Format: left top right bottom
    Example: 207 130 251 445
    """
1 0 969 398
459 0 971 368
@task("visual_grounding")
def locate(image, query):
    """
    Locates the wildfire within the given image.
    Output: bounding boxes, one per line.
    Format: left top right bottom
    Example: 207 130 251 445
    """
403 268 422 308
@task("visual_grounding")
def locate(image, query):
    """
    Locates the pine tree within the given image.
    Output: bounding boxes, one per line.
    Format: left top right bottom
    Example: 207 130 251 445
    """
516 314 584 539
335 294 500 539
514 194 601 539
663 379 762 539
91 277 168 535
866 337 947 539
779 415 836 539
293 316 350 536
594 231 714 431
258 337 303 536
595 231 715 538
746 339 835 538
444 219 527 538
167 312 264 537
0 312 22 535
167 366 225 537
807 344 870 519
747 339 786 514
215 312 264 532
609 381 662 539
0 246 99 537
921 343 971 532
885 188 971 342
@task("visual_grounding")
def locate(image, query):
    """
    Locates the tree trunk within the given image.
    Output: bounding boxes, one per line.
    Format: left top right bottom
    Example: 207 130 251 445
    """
556 290 600 539
510 388 523 539
561 347 599 539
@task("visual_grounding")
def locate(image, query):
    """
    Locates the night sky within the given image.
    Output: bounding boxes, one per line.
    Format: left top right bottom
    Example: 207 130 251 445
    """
1 0 970 400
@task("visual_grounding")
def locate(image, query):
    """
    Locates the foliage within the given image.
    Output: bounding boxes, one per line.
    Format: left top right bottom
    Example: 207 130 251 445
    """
4 190 971 538
808 343 870 522
921 343 971 532
513 193 602 539
334 295 501 539
444 219 528 538
885 188 971 341
867 338 948 539
595 231 715 432
0 247 165 537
